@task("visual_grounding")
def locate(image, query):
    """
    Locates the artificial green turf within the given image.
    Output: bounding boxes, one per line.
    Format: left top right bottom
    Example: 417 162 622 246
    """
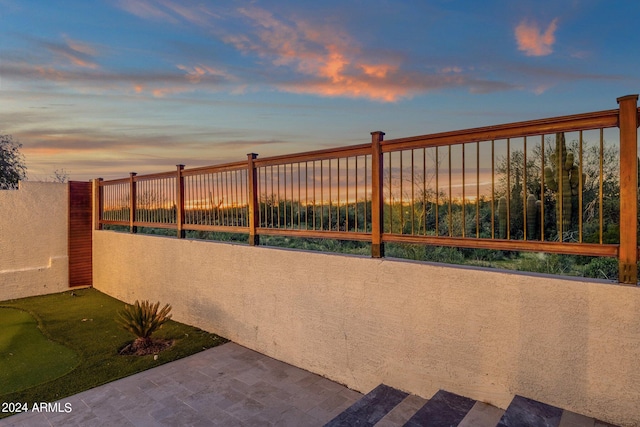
0 288 227 418
0 308 80 395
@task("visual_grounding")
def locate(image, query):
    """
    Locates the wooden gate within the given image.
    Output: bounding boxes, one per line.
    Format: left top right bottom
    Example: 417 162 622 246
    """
69 181 92 287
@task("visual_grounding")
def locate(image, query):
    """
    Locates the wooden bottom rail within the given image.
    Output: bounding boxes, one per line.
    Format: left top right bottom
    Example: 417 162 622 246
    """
183 224 249 234
134 222 177 229
256 227 371 241
384 233 619 257
99 220 621 259
100 220 129 226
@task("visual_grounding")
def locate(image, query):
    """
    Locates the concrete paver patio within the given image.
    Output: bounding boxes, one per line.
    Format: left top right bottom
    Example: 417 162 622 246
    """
0 342 363 426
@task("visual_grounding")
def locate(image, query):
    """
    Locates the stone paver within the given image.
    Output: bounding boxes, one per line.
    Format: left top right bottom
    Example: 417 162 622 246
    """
375 394 428 427
459 402 505 427
0 342 362 427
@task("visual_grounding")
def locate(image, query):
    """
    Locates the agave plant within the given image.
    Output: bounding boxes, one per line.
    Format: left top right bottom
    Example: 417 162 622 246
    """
117 300 172 350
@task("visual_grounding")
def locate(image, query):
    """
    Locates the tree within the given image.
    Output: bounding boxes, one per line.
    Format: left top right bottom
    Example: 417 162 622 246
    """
0 134 27 189
51 168 69 183
495 134 620 243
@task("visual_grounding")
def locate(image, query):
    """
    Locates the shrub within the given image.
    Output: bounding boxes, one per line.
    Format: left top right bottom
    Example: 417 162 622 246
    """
116 300 172 350
583 257 618 281
516 253 575 275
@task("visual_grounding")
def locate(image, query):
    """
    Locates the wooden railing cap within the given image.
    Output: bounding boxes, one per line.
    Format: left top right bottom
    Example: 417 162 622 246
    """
617 94 638 103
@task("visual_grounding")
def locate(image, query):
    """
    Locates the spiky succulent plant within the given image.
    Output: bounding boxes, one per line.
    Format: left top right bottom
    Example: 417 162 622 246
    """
117 300 172 349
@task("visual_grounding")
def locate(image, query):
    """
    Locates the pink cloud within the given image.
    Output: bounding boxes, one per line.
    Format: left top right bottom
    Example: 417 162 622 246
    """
115 0 178 23
515 18 558 56
64 37 96 56
61 37 99 69
34 66 68 81
282 80 409 103
112 3 519 101
440 66 462 74
5 60 233 99
133 64 236 97
230 7 413 102
360 64 397 79
176 64 235 84
35 36 100 69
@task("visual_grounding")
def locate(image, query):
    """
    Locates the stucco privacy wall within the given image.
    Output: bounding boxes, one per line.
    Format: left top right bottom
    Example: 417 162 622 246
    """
0 182 69 300
94 231 640 426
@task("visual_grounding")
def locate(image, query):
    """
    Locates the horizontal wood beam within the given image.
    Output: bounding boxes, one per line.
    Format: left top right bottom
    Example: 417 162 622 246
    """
181 161 248 176
183 224 249 234
383 234 619 257
254 144 371 168
256 227 371 242
382 109 619 152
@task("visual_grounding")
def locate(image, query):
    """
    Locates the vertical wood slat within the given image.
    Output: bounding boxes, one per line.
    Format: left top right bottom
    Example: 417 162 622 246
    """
540 135 545 241
176 165 185 238
523 137 527 241
247 153 259 245
69 181 92 287
371 131 385 257
129 172 137 234
617 94 638 284
93 178 103 231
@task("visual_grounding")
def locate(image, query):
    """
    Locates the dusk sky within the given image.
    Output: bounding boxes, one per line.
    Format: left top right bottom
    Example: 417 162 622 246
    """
1 0 638 181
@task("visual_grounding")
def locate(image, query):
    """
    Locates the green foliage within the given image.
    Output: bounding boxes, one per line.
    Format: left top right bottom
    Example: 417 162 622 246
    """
260 235 370 255
259 199 371 233
186 230 249 243
117 300 172 345
516 253 575 275
492 133 619 245
526 194 540 240
421 246 466 264
0 134 27 190
102 224 129 232
583 257 618 281
498 196 507 238
544 133 582 241
385 244 511 266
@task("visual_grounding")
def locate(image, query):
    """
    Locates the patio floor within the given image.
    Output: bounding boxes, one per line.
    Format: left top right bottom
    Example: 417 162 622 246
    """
0 342 363 426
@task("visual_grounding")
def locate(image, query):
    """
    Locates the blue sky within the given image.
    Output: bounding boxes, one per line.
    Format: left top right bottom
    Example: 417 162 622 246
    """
1 0 638 181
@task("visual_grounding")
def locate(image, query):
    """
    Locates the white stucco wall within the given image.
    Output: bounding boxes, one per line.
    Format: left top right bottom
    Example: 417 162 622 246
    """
0 182 69 300
93 231 640 426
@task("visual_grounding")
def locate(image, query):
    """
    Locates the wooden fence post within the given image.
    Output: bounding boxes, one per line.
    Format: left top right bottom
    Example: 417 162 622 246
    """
247 153 260 246
129 172 137 234
617 94 638 284
176 164 185 238
371 131 385 257
93 178 103 230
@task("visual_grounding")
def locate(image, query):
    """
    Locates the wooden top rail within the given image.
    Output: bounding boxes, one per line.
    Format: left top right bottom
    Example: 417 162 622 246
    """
100 141 371 185
181 161 248 176
100 177 129 185
100 109 622 185
99 161 248 184
254 143 371 167
257 228 371 241
382 109 619 152
134 171 176 181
